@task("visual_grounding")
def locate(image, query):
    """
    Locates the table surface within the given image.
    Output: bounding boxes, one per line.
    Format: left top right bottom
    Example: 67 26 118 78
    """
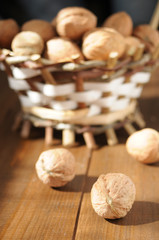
0 68 159 240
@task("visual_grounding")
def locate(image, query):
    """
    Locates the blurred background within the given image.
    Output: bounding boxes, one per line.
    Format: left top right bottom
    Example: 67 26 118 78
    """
1 0 158 26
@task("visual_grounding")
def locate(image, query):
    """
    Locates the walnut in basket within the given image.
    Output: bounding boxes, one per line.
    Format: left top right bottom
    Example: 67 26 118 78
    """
45 37 84 63
103 11 133 37
11 31 44 56
82 27 126 60
21 19 56 42
133 24 159 53
55 7 97 40
0 19 20 49
124 36 143 56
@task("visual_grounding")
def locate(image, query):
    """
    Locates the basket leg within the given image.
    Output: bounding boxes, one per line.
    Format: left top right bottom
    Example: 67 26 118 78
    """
105 128 118 146
135 110 146 128
20 120 31 138
62 129 76 147
124 123 136 135
12 112 23 131
45 126 53 145
83 131 98 149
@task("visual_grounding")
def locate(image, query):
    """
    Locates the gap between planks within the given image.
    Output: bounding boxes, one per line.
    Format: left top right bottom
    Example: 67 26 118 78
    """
72 148 93 240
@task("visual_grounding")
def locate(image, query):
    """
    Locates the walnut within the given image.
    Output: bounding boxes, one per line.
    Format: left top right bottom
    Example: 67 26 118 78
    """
55 7 97 40
103 11 133 37
82 27 126 60
11 31 44 56
21 19 56 42
126 128 159 164
91 173 136 219
45 37 84 63
124 36 143 56
0 19 19 49
35 148 76 187
133 24 159 53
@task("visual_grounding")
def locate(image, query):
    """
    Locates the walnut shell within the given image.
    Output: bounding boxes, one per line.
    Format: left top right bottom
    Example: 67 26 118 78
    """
82 27 126 60
133 24 159 53
126 128 159 164
45 37 84 63
0 19 19 49
21 19 56 42
11 31 44 56
35 148 76 187
124 36 143 56
55 7 97 40
103 11 133 37
91 173 136 219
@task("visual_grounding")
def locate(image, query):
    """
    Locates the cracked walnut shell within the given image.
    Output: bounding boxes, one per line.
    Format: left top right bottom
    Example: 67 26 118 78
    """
35 148 76 187
126 128 159 164
91 173 136 219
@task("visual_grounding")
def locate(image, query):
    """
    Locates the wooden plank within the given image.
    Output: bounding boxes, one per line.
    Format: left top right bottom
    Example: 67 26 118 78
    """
0 135 91 239
75 145 159 240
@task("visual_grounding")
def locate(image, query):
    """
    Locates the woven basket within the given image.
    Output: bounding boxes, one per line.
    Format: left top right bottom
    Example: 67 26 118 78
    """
1 42 159 148
1 1 159 148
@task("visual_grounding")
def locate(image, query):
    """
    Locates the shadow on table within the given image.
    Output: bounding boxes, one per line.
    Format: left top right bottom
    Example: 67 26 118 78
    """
107 200 159 226
53 175 98 193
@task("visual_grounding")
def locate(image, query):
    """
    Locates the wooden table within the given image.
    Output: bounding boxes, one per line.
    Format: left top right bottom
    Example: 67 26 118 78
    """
0 68 159 240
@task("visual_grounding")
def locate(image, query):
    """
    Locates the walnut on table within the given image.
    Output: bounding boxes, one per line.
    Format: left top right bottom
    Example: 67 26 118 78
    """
35 148 76 187
126 128 159 164
91 173 136 219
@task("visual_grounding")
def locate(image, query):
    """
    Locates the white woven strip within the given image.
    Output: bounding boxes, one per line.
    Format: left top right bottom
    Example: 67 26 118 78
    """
129 86 143 98
33 82 44 92
11 66 41 79
130 72 151 84
49 100 78 111
109 98 130 111
27 90 51 105
87 104 101 117
84 76 124 92
106 77 125 90
42 83 75 97
112 82 135 97
94 96 117 108
0 62 5 71
69 90 102 103
8 76 30 91
19 95 35 107
84 82 109 91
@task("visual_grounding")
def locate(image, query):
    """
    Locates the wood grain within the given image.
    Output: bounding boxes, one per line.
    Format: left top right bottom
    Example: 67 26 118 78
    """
0 136 91 239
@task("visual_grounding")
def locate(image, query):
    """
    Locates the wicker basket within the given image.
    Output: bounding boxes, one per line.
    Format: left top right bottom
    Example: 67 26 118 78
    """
1 42 159 148
1 0 159 148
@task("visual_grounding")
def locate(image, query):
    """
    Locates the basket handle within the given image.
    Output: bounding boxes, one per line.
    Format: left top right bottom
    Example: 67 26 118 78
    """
150 0 159 29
